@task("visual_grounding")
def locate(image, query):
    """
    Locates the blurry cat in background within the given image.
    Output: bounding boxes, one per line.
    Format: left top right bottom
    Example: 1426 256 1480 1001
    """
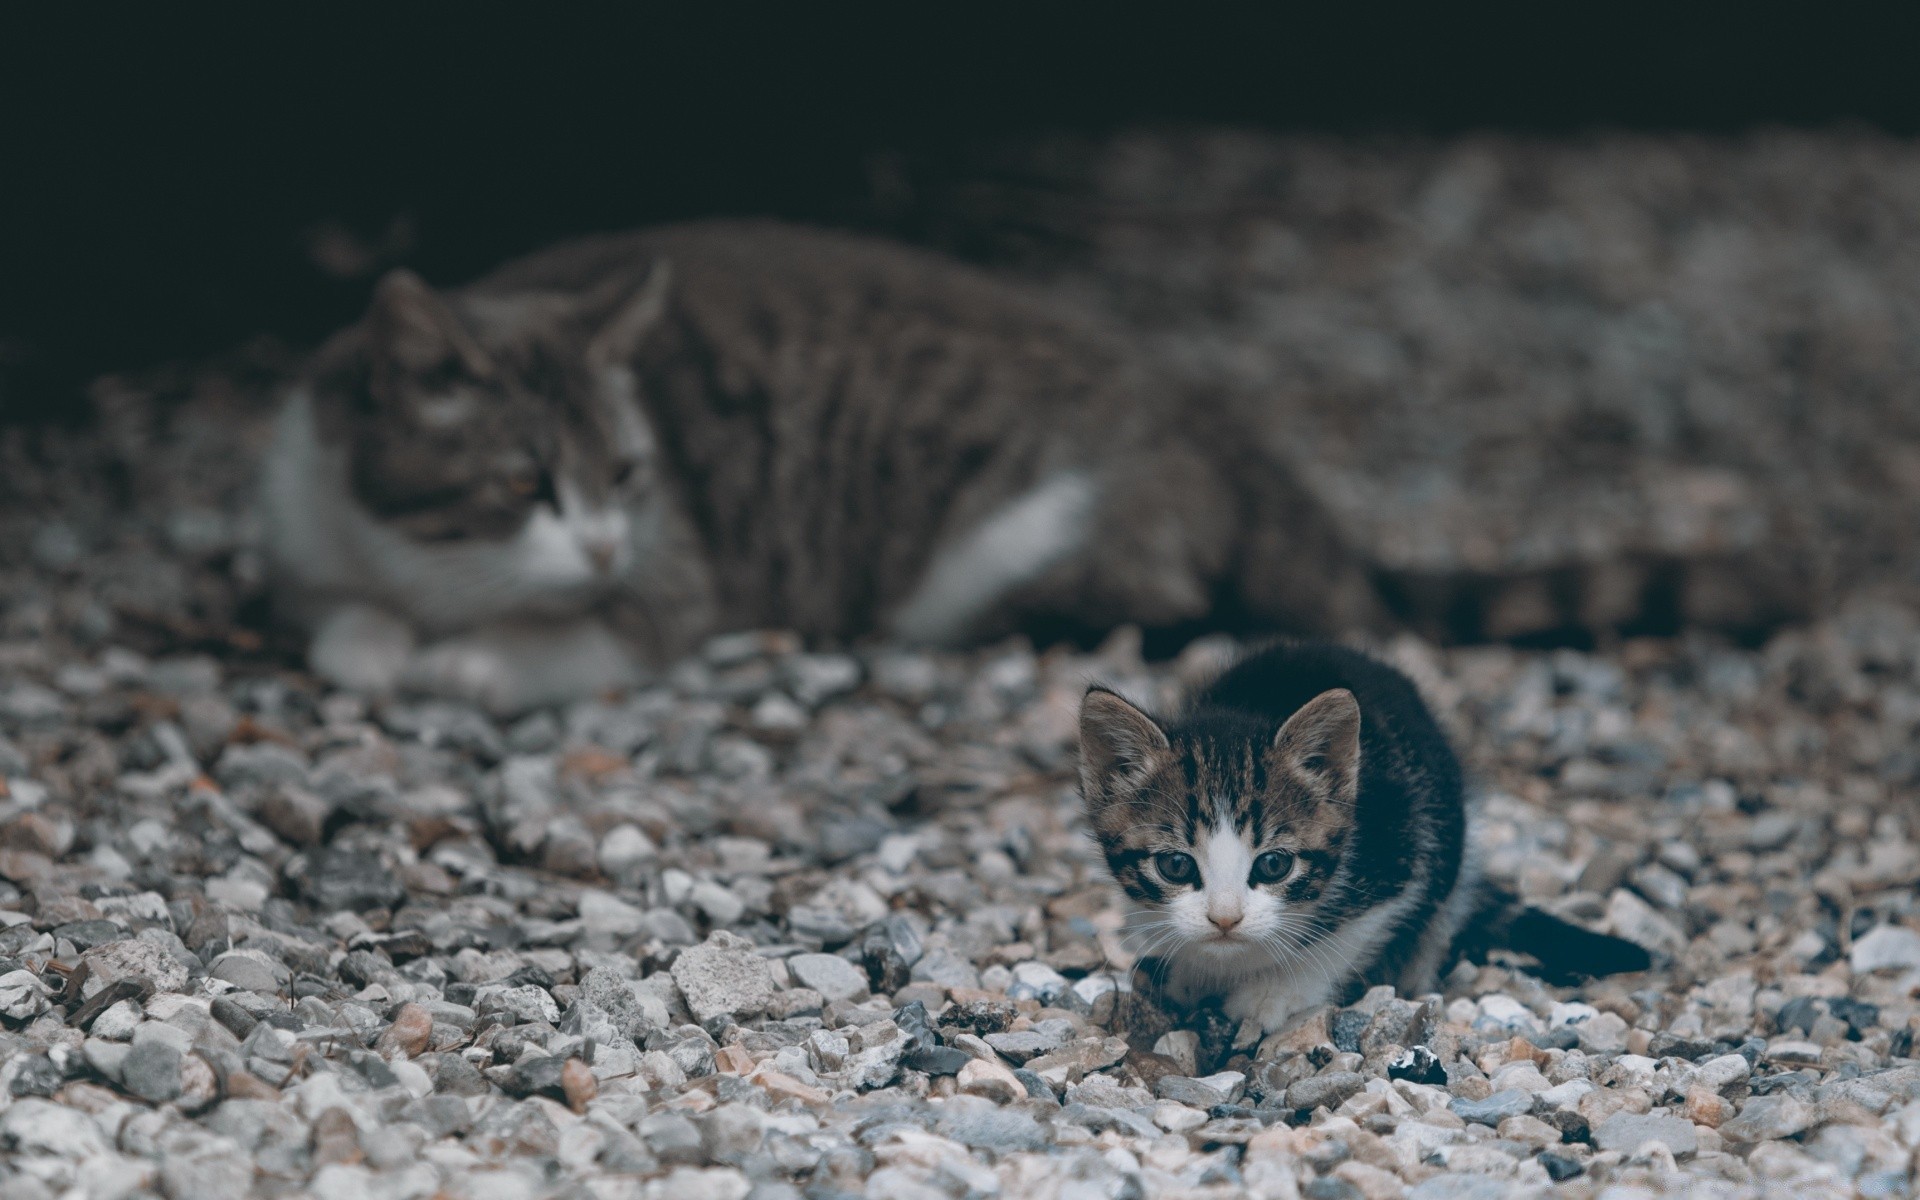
264 220 1379 712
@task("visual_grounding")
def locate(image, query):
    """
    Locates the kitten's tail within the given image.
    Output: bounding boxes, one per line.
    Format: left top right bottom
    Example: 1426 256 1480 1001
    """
1458 887 1655 985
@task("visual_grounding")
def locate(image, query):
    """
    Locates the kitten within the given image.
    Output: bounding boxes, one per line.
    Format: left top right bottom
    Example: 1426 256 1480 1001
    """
265 220 1379 711
1079 640 1650 1035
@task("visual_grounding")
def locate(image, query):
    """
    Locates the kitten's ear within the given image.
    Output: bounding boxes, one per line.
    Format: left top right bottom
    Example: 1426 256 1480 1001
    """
367 268 493 387
1079 688 1171 805
587 260 675 372
1271 688 1361 806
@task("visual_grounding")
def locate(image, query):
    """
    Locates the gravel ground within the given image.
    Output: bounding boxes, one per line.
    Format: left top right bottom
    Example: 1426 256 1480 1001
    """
6 378 1920 1198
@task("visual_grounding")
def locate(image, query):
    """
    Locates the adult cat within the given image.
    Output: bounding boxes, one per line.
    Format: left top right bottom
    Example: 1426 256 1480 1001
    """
264 220 1377 710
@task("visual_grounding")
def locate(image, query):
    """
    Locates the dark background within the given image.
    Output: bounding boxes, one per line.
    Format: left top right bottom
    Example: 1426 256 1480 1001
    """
5 5 1918 424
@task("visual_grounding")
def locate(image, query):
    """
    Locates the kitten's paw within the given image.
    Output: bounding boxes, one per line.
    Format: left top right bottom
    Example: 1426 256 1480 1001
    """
405 640 524 714
309 606 415 695
1222 979 1298 1036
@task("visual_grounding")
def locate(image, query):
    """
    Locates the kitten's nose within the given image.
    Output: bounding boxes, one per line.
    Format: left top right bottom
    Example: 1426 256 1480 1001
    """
1209 909 1243 933
585 540 617 574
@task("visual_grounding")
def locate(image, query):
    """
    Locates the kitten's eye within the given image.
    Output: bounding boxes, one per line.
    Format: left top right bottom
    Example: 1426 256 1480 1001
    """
1154 852 1197 885
611 459 649 489
1251 850 1295 885
1298 753 1328 774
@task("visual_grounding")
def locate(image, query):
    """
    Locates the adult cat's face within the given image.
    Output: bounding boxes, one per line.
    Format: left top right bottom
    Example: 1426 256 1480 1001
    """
1078 686 1362 967
328 268 674 589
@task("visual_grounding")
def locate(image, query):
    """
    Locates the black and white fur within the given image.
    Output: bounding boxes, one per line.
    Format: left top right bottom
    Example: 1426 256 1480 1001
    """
1079 640 1650 1034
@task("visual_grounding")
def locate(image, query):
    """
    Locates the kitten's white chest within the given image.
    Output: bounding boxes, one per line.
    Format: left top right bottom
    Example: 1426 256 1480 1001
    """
1152 888 1422 1036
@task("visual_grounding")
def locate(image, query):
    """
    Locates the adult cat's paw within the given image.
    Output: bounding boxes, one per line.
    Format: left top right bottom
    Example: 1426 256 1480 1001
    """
405 640 524 715
309 606 415 695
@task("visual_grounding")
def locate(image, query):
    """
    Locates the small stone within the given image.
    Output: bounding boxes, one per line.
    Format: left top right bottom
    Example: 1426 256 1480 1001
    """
1005 961 1068 1003
476 983 561 1025
984 1029 1064 1064
903 1045 970 1075
958 1056 1027 1103
80 938 188 998
291 848 405 912
562 1057 597 1112
784 654 861 707
689 879 746 925
1684 1084 1733 1127
376 1002 433 1057
311 1106 363 1166
90 998 143 1041
1606 888 1687 956
860 915 924 993
1475 995 1540 1032
1766 1038 1823 1065
936 1096 1050 1151
652 1167 750 1200
908 946 979 990
257 785 333 846
433 1053 489 1096
1594 1111 1698 1157
8 1053 61 1097
1719 1092 1814 1143
579 889 649 939
1538 1152 1584 1182
0 969 51 1021
1329 1008 1371 1053
1154 1101 1210 1133
1156 1075 1229 1108
1573 1012 1630 1053
1450 1088 1534 1126
177 1052 219 1112
1153 1030 1200 1075
671 931 776 1024
599 824 657 883
1287 1071 1365 1112
1387 1045 1446 1086
1851 926 1920 973
1695 1052 1752 1091
84 1037 131 1082
766 988 823 1020
786 953 869 1003
121 1040 184 1103
641 1111 707 1165
1063 973 1118 1021
893 998 936 1049
50 918 122 950
756 1069 830 1108
209 948 289 994
504 1054 569 1100
577 966 671 1043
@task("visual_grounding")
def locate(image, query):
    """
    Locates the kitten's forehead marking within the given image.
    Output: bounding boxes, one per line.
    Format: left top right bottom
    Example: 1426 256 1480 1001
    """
1198 822 1252 893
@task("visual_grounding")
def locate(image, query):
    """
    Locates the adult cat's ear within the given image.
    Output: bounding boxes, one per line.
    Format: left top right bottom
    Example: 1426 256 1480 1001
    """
587 260 675 371
366 268 493 391
1079 688 1171 805
1271 688 1361 807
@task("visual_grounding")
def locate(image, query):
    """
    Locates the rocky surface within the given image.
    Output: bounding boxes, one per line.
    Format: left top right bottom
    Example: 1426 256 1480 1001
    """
874 130 1920 641
7 136 1920 1195
8 402 1920 1197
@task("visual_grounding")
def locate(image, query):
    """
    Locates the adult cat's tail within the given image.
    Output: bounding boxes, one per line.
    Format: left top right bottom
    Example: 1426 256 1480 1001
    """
1457 886 1655 986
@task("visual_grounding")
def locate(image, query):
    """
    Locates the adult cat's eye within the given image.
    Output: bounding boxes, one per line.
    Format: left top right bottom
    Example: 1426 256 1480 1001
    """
507 467 557 503
1251 850 1295 884
1154 852 1197 885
